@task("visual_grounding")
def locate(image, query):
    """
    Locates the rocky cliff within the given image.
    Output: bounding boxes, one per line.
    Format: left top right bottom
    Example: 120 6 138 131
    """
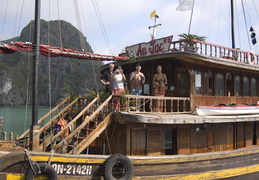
0 20 104 106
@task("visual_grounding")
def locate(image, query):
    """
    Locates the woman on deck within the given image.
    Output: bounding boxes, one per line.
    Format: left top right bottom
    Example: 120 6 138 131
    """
111 66 126 110
153 65 168 112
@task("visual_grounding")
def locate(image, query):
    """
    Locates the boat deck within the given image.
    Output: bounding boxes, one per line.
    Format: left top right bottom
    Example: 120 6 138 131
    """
119 112 259 124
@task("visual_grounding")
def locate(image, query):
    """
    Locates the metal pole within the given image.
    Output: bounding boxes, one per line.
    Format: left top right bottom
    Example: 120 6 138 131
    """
30 0 41 150
187 0 195 35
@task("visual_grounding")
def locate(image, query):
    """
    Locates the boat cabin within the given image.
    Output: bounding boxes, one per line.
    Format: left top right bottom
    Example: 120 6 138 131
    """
95 36 259 156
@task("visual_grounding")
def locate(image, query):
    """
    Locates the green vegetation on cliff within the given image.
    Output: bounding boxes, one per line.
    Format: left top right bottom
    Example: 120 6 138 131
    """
0 20 104 106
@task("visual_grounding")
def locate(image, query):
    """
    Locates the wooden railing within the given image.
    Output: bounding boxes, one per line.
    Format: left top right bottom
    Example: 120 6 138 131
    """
170 39 259 65
18 95 71 140
54 95 112 154
112 95 190 113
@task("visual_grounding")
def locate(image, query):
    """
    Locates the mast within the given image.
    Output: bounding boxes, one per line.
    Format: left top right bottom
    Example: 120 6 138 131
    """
30 0 41 150
231 0 235 49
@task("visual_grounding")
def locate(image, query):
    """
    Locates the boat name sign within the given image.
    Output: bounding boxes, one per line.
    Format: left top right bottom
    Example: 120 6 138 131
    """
126 35 173 58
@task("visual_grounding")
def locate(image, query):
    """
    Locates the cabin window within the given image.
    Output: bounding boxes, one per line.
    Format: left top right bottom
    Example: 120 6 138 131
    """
235 75 241 96
243 76 250 96
216 73 224 95
204 71 213 95
251 78 257 96
226 73 233 96
194 71 202 94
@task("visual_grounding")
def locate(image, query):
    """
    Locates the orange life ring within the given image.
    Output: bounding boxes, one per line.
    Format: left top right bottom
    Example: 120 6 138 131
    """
247 50 256 65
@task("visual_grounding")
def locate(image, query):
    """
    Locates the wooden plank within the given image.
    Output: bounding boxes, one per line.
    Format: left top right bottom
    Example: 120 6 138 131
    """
245 122 253 147
177 127 190 154
226 124 234 150
256 122 259 145
147 129 161 156
237 123 245 148
73 113 113 154
131 128 146 155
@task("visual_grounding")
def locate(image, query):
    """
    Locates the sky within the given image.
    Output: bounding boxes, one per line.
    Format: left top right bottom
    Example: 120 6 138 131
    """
0 0 259 58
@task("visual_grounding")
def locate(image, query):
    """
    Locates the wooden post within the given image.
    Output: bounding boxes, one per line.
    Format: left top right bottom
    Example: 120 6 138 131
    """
9 132 13 141
3 132 7 141
30 125 40 151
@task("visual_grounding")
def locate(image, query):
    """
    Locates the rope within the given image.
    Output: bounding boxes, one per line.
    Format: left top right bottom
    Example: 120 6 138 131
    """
13 1 20 37
47 150 55 166
0 0 9 41
92 0 113 55
25 149 41 175
240 0 252 50
17 0 25 37
235 0 242 49
24 21 33 133
56 0 63 48
73 0 86 51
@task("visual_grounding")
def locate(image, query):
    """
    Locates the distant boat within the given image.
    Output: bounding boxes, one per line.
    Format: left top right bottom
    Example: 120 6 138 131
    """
196 104 259 116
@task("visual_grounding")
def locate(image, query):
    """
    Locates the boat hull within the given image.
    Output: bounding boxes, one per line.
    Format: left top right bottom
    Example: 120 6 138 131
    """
2 147 259 179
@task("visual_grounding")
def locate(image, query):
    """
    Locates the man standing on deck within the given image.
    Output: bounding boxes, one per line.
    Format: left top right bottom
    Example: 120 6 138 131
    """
100 63 114 94
130 63 145 95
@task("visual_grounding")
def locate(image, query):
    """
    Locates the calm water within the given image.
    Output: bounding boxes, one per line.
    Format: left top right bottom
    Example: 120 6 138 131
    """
0 106 51 137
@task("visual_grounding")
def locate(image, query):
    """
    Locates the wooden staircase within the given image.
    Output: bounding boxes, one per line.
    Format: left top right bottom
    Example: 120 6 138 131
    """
17 95 113 154
54 95 113 154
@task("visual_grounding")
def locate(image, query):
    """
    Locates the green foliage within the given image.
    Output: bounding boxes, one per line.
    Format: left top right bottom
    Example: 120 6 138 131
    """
85 89 110 102
178 33 206 46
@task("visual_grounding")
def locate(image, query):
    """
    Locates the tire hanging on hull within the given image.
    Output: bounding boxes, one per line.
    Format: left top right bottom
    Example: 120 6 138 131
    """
103 154 134 180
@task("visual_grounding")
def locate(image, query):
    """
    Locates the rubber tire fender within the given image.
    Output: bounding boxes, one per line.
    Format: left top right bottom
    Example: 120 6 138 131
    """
103 154 133 180
26 162 57 180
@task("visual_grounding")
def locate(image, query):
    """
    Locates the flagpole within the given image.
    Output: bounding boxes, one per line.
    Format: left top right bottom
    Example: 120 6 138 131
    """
152 17 157 40
149 10 161 40
187 0 195 35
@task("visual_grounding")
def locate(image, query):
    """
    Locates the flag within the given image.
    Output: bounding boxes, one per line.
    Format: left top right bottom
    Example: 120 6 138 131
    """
150 10 159 19
250 26 257 45
176 0 194 11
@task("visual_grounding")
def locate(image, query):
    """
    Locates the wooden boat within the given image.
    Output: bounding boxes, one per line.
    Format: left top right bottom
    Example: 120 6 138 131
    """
197 104 259 116
1 0 259 180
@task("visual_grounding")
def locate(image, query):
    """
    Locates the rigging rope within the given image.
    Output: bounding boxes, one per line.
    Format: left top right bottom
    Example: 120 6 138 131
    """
0 0 9 41
215 0 222 44
73 0 86 51
56 0 63 48
240 0 252 50
234 0 242 50
17 0 25 38
13 1 20 37
92 0 113 55
24 21 32 133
